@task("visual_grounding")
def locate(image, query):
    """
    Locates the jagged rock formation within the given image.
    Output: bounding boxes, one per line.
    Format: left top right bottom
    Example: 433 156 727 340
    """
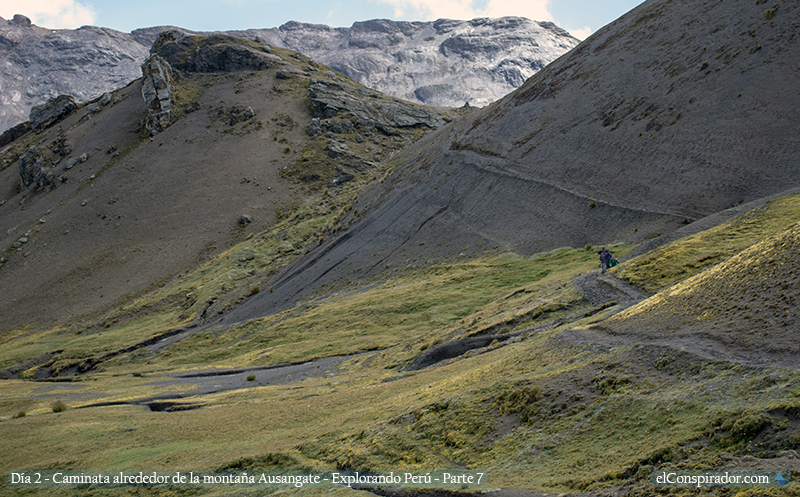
140 55 175 134
308 78 445 130
0 15 578 132
150 30 278 73
256 17 579 107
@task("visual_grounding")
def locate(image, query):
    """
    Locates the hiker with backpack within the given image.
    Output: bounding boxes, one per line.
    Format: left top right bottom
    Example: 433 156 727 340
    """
598 247 617 273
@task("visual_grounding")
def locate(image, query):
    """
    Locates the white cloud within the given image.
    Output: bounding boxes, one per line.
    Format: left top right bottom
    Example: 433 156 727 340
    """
376 0 553 22
566 25 592 41
0 0 97 29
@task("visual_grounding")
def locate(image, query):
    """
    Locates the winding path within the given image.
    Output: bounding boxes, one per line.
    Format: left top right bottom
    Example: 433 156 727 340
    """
573 270 650 312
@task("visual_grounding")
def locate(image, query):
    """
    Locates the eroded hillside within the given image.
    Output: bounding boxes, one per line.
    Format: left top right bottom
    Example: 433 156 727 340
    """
192 0 800 327
0 32 452 333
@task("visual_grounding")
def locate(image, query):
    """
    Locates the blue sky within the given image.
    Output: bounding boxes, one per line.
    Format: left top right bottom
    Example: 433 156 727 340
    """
1 0 645 41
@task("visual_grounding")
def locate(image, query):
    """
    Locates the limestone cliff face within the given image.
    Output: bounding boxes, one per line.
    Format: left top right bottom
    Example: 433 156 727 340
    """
0 15 578 132
0 15 149 132
270 17 579 107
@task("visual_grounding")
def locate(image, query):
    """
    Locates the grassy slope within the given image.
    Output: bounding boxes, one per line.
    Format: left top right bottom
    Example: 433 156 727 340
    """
612 194 800 293
1 194 800 496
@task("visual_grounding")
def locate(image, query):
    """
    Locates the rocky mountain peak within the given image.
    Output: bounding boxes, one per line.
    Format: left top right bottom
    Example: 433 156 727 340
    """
274 17 579 107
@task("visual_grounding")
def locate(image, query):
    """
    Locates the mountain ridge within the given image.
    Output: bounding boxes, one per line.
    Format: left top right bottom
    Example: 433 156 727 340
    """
0 14 579 133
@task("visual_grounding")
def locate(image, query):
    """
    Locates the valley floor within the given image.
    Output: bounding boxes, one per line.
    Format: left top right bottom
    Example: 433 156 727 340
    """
2 193 800 497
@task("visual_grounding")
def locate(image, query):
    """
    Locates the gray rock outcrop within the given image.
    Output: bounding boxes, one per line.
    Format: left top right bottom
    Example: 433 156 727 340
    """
150 30 276 73
29 94 77 130
18 145 59 191
308 79 445 131
141 54 175 134
0 121 31 147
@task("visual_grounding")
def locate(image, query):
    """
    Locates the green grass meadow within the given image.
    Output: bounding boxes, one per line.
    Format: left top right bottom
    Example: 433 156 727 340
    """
2 194 800 496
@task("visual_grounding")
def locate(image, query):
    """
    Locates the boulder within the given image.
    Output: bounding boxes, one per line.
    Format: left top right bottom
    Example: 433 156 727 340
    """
98 92 112 106
29 95 77 130
11 14 31 27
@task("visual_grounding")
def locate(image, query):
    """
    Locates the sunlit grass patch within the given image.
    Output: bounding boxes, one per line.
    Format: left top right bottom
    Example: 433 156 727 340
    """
154 247 606 369
613 193 800 293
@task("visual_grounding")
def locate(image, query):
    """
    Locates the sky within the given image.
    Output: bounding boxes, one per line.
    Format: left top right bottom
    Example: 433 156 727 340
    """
0 0 645 41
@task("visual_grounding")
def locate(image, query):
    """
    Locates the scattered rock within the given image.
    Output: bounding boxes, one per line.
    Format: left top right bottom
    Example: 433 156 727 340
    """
65 157 78 170
238 215 252 227
29 95 77 131
79 152 89 162
18 146 60 191
50 132 72 157
228 106 255 125
326 140 351 158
